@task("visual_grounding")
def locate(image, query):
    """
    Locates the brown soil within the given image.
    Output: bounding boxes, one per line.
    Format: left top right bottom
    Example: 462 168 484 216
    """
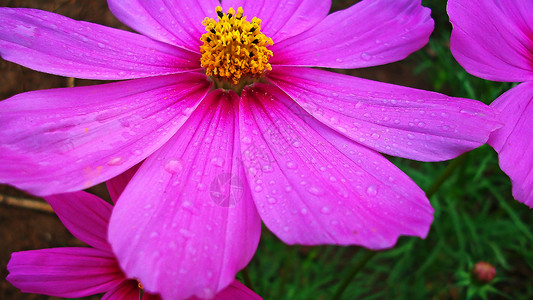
0 1 431 299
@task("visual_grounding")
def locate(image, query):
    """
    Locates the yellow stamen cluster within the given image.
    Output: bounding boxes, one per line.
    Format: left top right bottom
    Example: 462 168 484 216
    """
200 6 273 86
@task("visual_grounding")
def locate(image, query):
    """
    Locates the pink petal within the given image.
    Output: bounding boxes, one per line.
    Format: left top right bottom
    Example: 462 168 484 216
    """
109 91 261 300
221 0 330 43
143 293 163 300
108 0 219 52
268 67 501 162
270 0 433 68
488 82 533 207
212 280 262 300
0 73 210 196
106 164 141 204
102 280 141 300
7 248 123 298
448 0 533 82
44 192 112 251
239 84 433 249
0 8 199 80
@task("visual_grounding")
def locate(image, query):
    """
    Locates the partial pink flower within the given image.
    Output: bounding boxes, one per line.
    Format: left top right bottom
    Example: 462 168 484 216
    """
0 0 500 298
448 0 533 207
6 190 261 300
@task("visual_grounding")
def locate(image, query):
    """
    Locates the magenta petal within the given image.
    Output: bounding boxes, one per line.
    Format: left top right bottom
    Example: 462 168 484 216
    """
448 0 533 82
44 192 112 251
0 73 210 196
269 67 500 162
488 82 533 207
0 8 199 80
239 84 433 249
108 0 219 52
142 293 162 300
212 280 262 300
270 0 433 68
7 248 123 298
222 0 330 43
102 280 141 300
109 91 261 300
106 164 141 204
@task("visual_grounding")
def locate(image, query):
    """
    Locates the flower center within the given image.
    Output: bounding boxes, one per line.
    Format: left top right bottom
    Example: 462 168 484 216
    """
200 6 273 90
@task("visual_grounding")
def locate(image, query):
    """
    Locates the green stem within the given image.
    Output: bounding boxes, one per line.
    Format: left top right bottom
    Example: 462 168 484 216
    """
331 250 376 300
330 154 469 300
425 153 468 199
241 268 254 291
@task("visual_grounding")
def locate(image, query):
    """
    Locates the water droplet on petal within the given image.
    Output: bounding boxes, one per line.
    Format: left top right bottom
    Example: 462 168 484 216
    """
321 206 330 214
286 161 298 169
308 186 324 196
107 157 124 166
179 228 194 238
210 156 224 167
242 136 252 144
164 159 183 174
254 185 263 192
361 52 372 61
366 184 378 197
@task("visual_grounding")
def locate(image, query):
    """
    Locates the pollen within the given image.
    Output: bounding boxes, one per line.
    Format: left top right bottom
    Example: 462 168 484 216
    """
200 6 273 87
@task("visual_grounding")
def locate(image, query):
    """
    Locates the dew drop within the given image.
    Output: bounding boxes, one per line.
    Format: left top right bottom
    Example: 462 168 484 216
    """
254 185 263 192
321 206 330 214
164 159 183 174
366 184 378 197
361 52 372 61
286 161 298 169
308 186 324 196
107 156 124 166
197 183 206 191
242 136 252 144
179 228 194 238
210 156 224 167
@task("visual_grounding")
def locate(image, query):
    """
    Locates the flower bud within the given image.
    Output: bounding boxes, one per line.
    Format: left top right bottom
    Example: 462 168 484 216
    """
472 261 496 283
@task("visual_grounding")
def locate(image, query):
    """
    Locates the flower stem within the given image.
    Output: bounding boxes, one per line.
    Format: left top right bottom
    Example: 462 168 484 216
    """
241 267 254 291
425 153 468 199
330 250 376 300
330 153 468 299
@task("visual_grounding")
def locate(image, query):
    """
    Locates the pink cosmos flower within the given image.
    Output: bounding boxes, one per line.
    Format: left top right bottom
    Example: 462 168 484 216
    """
448 0 533 207
0 0 500 298
6 189 261 300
